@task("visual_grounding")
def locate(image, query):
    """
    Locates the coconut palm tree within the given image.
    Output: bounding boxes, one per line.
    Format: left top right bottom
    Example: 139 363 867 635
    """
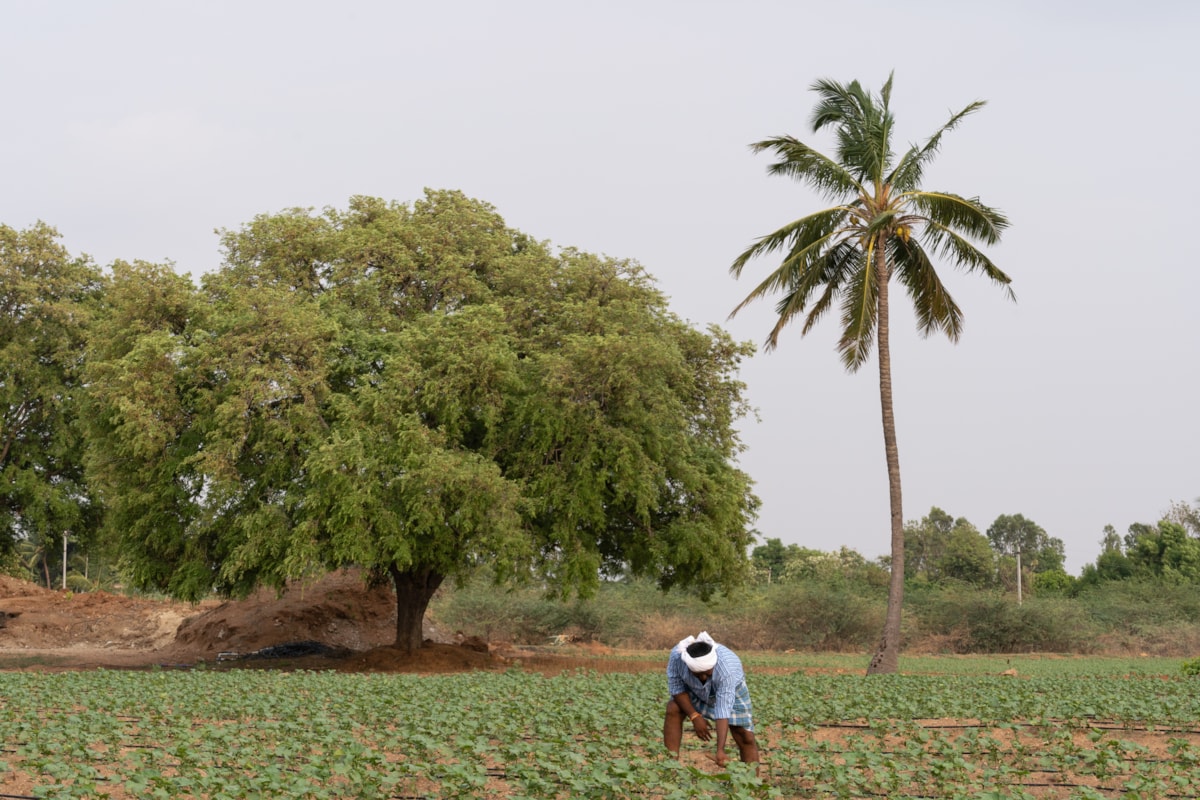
729 74 1012 674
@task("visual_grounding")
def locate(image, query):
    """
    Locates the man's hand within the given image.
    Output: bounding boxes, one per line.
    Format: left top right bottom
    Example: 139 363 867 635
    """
692 715 711 741
714 752 728 767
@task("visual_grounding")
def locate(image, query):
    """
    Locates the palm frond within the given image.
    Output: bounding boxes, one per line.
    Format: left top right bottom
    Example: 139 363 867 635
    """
809 78 868 131
920 222 1016 300
798 242 864 336
886 143 924 194
889 237 964 340
752 241 863 352
923 100 986 157
763 241 865 352
880 71 895 108
729 206 850 278
763 284 810 352
731 229 858 339
887 100 985 191
809 77 894 183
906 191 1009 245
836 242 880 371
749 137 860 201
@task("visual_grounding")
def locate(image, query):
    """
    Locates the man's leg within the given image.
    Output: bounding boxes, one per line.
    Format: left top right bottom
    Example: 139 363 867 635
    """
730 726 759 763
663 698 685 757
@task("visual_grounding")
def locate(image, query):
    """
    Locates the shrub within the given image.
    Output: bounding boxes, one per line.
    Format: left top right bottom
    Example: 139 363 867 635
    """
431 571 1200 656
751 582 884 651
912 588 1097 653
431 576 725 646
1031 569 1075 597
1076 580 1200 628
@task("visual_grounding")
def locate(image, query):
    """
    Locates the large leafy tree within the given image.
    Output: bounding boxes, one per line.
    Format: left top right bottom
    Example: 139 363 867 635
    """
0 223 103 578
83 191 758 652
729 74 1012 673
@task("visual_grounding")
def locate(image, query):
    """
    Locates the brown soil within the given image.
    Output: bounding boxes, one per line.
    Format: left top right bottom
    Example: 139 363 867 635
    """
0 569 607 674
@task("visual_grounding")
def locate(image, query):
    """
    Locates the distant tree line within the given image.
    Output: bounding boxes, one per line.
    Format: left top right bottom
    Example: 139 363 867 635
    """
751 501 1200 598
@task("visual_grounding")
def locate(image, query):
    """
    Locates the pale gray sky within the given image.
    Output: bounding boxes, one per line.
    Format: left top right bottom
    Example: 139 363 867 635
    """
4 1 1197 575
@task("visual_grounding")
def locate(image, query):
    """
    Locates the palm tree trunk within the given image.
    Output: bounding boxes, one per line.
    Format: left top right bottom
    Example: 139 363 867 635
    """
867 245 904 675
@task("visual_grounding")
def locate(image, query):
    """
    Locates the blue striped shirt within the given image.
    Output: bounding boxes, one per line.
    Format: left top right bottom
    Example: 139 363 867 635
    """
666 644 746 720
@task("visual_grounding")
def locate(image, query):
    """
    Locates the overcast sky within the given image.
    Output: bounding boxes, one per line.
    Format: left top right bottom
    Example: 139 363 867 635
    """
4 1 1197 575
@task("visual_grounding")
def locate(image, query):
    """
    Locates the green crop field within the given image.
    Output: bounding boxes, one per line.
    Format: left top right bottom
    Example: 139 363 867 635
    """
2 658 1198 799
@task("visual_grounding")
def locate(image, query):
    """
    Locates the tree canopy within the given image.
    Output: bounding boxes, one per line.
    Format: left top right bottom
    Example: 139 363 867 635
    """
81 191 759 651
0 223 103 575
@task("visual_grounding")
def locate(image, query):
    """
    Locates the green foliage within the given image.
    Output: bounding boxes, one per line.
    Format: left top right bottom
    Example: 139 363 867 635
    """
1164 499 1200 537
1030 568 1075 597
987 513 1065 573
434 577 657 645
1075 579 1200 628
1079 548 1135 586
937 524 996 586
750 537 789 582
1080 518 1200 589
1126 521 1200 581
433 572 888 651
754 582 883 651
0 222 103 558
905 507 995 586
436 563 1200 657
0 547 29 581
80 191 759 647
910 588 1098 653
1182 657 1200 677
3 668 1200 798
751 538 887 587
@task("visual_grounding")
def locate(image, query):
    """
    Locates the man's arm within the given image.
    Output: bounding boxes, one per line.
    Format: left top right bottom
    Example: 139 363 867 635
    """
714 719 730 765
673 691 712 741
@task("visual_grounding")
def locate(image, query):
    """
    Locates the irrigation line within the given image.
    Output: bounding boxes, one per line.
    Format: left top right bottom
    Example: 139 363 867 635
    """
817 792 1196 800
806 720 1200 734
783 745 1183 765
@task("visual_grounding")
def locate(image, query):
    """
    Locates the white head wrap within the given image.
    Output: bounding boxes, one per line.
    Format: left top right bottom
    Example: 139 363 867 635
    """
676 630 718 673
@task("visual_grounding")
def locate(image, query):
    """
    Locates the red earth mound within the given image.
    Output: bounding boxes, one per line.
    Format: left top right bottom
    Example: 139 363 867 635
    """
0 569 518 672
0 573 198 654
165 569 398 660
0 570 663 674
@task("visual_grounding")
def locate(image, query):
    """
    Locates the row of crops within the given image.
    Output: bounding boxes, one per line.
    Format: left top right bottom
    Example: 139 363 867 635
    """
1 665 1199 799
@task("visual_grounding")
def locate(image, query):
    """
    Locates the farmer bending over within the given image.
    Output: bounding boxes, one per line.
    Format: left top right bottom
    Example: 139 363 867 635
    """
663 631 759 766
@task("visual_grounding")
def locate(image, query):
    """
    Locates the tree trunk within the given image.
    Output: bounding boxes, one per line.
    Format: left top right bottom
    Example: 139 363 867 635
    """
867 244 904 676
388 564 446 655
